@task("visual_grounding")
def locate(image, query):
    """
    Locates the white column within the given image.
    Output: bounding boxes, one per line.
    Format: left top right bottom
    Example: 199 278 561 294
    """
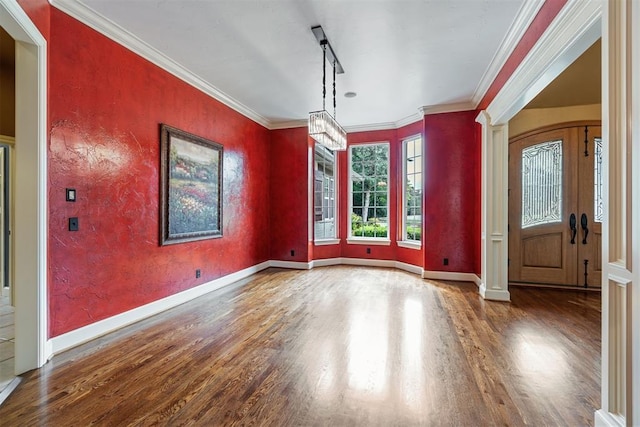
476 111 510 302
596 0 639 425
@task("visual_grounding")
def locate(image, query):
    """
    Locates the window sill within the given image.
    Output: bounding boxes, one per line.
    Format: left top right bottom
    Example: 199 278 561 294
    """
347 238 391 246
314 238 341 246
397 241 422 250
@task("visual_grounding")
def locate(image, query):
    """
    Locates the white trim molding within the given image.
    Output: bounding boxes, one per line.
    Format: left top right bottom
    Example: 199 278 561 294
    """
419 102 476 117
48 257 486 356
49 0 473 135
346 238 391 246
0 0 50 374
50 0 271 128
598 0 640 424
486 0 602 126
311 257 424 276
481 0 640 424
397 241 421 250
471 0 545 106
595 409 625 427
344 121 398 133
314 239 341 246
51 261 271 354
422 270 482 287
476 111 510 302
269 119 308 130
270 260 311 270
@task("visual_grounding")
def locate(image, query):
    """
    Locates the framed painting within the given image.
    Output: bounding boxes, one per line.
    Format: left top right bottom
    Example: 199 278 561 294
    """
160 124 223 245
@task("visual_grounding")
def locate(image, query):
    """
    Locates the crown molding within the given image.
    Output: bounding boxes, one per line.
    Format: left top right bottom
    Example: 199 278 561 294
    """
50 0 272 128
344 121 397 133
49 0 492 134
394 112 423 129
471 0 545 107
269 119 308 130
419 102 476 116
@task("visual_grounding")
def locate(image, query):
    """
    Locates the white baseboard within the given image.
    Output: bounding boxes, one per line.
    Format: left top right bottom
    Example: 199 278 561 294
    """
594 409 627 427
594 410 625 427
44 339 53 362
423 270 481 285
269 260 311 270
339 257 396 268
50 261 271 355
395 261 424 276
323 257 424 276
310 257 341 268
49 258 474 356
479 283 511 302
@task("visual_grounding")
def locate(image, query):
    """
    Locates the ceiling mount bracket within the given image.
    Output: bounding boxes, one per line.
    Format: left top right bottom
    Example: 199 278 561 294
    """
311 25 344 74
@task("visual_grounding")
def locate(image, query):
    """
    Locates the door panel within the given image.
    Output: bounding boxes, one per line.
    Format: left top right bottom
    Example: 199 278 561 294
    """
509 124 601 288
522 233 563 268
509 127 578 286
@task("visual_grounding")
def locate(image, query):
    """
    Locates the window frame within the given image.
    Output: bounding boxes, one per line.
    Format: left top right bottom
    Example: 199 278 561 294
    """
399 134 423 249
313 143 339 245
347 142 391 246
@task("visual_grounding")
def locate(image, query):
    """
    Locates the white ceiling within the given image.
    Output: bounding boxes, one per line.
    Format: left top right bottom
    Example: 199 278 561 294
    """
55 0 537 129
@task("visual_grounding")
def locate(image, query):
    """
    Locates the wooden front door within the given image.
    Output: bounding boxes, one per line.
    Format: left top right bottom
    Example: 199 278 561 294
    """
508 124 602 288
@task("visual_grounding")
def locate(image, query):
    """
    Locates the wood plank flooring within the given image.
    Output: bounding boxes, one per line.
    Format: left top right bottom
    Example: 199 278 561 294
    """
0 266 601 426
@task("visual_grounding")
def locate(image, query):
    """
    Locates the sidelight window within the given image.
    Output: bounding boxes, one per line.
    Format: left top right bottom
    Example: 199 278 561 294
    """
594 137 603 223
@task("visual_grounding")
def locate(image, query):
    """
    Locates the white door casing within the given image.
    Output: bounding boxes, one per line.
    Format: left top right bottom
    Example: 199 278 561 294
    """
0 0 50 373
479 0 640 425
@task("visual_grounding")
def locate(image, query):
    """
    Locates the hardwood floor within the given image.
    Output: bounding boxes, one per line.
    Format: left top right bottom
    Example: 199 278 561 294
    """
0 266 601 426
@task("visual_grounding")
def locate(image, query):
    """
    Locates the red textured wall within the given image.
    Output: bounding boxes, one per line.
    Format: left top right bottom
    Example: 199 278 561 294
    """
47 9 271 336
478 0 567 109
423 111 480 274
17 0 50 41
269 128 310 262
17 0 563 338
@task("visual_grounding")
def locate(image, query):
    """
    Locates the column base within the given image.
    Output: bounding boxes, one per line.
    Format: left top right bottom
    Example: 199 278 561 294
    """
479 283 510 301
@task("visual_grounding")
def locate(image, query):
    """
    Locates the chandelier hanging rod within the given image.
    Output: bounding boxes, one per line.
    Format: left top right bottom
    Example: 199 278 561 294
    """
311 25 344 74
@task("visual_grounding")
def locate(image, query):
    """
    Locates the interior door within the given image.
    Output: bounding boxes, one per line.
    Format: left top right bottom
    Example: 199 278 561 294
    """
508 124 602 288
578 126 602 287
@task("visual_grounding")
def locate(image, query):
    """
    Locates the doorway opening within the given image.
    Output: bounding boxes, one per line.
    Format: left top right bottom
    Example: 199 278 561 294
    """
507 40 602 290
0 0 49 387
0 23 15 398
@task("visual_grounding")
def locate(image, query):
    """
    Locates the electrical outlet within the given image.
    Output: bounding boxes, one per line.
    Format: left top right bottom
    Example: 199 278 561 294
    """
366 247 371 254
290 250 295 256
443 258 449 266
68 217 79 231
195 269 201 278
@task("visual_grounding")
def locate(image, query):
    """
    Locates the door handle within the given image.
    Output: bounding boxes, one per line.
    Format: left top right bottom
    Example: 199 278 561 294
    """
570 213 577 244
581 213 589 244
